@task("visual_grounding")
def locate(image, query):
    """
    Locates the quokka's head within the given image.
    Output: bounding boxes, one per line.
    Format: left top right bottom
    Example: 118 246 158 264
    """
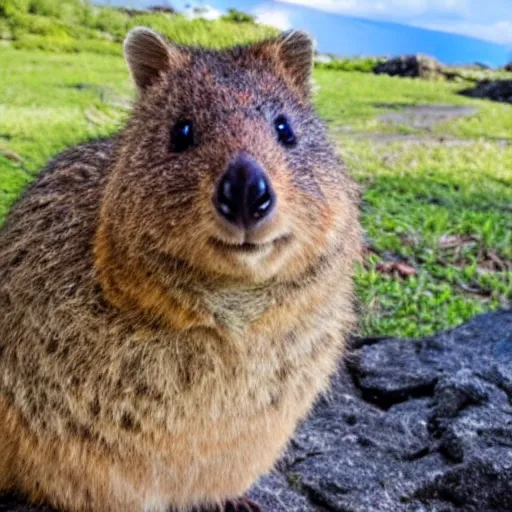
102 27 359 284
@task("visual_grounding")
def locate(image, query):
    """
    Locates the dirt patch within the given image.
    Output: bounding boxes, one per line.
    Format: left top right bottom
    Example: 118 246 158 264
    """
335 104 509 146
351 133 511 147
379 104 478 130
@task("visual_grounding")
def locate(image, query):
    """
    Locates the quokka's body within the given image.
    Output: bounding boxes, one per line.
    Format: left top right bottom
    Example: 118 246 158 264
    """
0 28 362 512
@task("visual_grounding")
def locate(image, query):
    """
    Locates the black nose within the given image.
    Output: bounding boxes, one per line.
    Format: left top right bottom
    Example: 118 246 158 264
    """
215 154 275 229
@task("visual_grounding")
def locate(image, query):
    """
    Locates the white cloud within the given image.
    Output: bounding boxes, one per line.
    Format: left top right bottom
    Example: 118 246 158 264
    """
276 0 469 20
419 21 512 45
254 8 293 30
274 0 512 46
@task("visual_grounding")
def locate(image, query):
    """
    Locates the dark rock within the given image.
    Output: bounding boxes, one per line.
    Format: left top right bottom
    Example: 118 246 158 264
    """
413 460 512 511
247 472 316 512
349 336 439 408
460 80 512 103
374 54 445 79
251 309 512 511
117 7 148 17
148 5 176 14
117 5 176 17
1 310 512 511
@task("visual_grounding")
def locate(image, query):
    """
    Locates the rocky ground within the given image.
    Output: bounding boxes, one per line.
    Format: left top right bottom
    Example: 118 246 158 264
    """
1 309 511 512
250 309 512 512
373 55 512 106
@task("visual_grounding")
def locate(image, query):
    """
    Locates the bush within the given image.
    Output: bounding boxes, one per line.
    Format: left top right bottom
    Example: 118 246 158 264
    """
6 10 110 40
0 17 12 38
7 11 69 38
13 33 122 54
127 14 277 49
28 0 72 18
0 0 28 16
0 0 27 16
316 56 385 73
221 8 256 24
92 7 129 41
1 0 92 23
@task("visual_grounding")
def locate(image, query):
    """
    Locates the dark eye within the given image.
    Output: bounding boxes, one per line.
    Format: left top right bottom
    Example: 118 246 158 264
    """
274 115 296 147
171 120 195 153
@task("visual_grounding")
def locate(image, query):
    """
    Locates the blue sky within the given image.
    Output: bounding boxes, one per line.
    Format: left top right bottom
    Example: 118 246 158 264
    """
110 0 512 46
279 0 512 47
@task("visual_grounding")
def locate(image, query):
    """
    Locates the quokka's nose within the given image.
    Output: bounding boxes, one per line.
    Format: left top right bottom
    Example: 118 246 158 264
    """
214 153 275 229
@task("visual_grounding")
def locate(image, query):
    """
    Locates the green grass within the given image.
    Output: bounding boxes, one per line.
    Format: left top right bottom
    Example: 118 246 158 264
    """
314 69 512 336
316 56 384 73
0 46 129 219
347 139 512 336
1 39 511 338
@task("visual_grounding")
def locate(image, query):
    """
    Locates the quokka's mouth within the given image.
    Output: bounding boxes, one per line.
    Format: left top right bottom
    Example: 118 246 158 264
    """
209 235 292 254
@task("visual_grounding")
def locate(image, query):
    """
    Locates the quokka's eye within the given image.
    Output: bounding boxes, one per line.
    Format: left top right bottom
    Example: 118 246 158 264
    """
171 120 195 153
274 115 297 147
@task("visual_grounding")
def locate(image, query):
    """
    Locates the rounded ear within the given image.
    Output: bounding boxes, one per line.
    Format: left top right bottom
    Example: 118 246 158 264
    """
275 30 315 96
123 27 188 92
243 30 315 100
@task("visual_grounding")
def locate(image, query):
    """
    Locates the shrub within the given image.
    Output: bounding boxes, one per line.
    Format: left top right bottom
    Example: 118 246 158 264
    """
222 8 256 24
0 0 28 16
0 0 29 16
13 33 122 54
127 14 277 49
0 17 12 38
92 7 129 41
316 56 385 73
0 0 93 23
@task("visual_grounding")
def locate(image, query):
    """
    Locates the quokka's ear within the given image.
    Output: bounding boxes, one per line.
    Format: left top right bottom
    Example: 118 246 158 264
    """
245 30 315 100
123 27 188 92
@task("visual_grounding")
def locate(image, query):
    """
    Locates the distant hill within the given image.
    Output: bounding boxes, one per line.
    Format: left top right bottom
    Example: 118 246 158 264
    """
96 1 510 68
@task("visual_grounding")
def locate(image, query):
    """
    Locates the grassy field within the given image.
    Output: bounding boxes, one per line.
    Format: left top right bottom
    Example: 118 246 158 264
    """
1 12 511 338
313 69 512 336
0 0 277 54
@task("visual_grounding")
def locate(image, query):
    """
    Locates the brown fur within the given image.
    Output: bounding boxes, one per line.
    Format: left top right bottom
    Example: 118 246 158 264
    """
0 28 362 511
